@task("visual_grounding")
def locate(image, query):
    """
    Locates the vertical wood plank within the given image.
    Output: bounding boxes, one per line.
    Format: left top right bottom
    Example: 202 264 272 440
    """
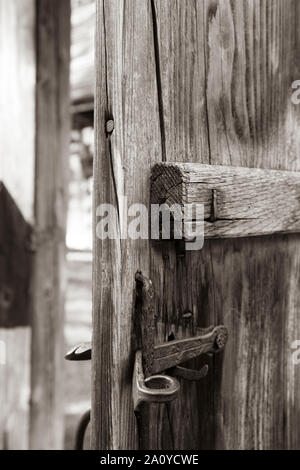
148 0 215 450
203 0 300 450
152 0 300 450
92 0 162 449
30 0 71 449
93 0 300 450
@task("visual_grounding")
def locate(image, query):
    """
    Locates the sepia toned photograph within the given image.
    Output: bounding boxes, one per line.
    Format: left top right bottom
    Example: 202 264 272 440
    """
1 0 300 457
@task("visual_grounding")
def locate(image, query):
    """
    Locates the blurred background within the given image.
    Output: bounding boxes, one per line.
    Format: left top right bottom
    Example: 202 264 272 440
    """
64 0 95 449
0 0 97 450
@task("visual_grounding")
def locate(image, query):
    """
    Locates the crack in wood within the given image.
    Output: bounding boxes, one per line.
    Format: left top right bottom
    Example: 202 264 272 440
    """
150 0 166 162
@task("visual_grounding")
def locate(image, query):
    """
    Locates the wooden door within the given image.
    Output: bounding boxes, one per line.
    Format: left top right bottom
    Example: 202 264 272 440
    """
92 0 300 450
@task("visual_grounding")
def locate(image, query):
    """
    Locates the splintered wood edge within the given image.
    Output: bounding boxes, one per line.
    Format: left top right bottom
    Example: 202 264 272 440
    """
150 162 300 239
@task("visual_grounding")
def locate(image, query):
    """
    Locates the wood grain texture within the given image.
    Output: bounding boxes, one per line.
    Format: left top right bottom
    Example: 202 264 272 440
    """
151 0 300 450
92 0 162 449
151 162 300 238
0 0 35 450
94 0 300 450
30 0 71 450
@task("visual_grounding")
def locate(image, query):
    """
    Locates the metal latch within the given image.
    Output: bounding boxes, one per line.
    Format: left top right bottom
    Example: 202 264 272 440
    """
133 271 228 410
65 271 228 449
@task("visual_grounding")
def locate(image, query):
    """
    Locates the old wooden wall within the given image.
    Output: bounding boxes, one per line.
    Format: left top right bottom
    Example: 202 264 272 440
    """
93 0 300 449
0 0 70 449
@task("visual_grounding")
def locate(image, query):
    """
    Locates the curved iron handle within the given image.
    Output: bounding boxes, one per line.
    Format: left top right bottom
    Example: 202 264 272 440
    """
133 350 180 412
75 410 91 450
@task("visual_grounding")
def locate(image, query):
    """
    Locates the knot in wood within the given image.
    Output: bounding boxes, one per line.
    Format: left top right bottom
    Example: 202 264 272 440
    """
106 119 114 134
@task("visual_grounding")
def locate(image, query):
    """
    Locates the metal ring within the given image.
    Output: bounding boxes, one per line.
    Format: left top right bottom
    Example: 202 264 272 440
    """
133 350 180 411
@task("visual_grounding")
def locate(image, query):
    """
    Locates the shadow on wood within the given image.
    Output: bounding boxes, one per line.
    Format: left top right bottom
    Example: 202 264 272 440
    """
0 182 32 328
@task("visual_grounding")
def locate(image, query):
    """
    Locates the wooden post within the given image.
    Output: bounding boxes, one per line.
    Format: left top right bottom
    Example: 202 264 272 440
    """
93 0 300 450
30 0 71 450
93 0 162 449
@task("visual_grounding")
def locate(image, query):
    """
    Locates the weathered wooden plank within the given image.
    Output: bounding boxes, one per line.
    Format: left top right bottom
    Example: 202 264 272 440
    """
30 0 71 450
92 0 162 449
94 0 300 450
0 0 35 450
202 0 300 450
145 0 214 450
152 0 300 450
151 162 300 238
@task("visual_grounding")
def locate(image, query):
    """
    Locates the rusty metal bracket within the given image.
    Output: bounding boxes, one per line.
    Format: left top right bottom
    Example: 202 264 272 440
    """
132 271 228 449
65 271 228 448
134 271 228 387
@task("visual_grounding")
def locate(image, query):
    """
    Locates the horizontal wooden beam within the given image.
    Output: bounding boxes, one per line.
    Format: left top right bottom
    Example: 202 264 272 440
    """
151 163 300 239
